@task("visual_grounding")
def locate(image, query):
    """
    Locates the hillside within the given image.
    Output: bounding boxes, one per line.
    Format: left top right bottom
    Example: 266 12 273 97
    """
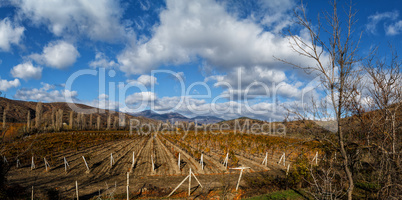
131 110 224 124
0 97 159 126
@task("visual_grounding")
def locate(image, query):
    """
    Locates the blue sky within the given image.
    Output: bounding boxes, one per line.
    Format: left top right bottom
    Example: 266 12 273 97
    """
0 0 401 121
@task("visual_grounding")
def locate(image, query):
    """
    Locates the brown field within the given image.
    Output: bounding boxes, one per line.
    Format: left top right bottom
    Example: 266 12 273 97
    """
1 130 321 199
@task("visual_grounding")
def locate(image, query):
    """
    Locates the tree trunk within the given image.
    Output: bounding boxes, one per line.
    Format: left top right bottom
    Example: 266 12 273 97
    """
97 116 101 130
35 102 42 129
69 111 74 130
89 114 93 130
27 110 31 131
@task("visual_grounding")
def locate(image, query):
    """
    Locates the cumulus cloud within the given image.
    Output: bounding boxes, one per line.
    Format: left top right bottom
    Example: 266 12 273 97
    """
0 18 24 51
14 82 78 102
205 66 303 100
11 62 42 80
13 0 130 42
117 0 314 76
98 93 109 100
30 40 79 69
0 78 20 91
366 11 399 34
125 91 157 105
386 20 402 35
127 75 158 86
89 52 118 69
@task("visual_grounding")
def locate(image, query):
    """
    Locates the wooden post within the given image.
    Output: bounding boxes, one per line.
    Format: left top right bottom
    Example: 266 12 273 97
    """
223 153 229 168
82 156 90 172
44 157 50 171
168 168 203 197
31 157 35 170
16 158 21 168
127 172 129 200
110 153 114 167
168 175 189 197
75 181 79 200
312 151 318 165
278 153 285 166
64 157 70 172
188 168 192 196
3 156 7 165
31 186 34 200
151 155 154 172
286 164 290 176
262 152 268 166
230 167 250 191
200 154 204 170
178 153 180 168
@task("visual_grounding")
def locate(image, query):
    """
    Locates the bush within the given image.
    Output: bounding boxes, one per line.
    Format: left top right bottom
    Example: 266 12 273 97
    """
287 154 311 188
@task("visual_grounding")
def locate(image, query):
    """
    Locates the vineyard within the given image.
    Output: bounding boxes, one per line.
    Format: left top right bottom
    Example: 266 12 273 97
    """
1 131 322 199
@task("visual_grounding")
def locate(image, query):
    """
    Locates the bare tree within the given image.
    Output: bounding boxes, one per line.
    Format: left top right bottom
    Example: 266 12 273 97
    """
89 113 93 130
364 47 402 198
113 116 118 130
69 111 74 130
27 110 31 131
82 113 86 130
97 115 101 130
107 114 111 130
56 109 63 131
279 1 362 199
51 107 56 129
2 103 9 129
35 102 42 129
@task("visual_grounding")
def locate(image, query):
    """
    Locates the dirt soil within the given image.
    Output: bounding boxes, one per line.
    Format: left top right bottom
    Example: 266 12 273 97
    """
6 134 285 199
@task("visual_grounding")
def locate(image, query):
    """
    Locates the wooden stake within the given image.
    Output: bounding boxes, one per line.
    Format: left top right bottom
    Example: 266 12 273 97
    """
223 153 229 168
31 186 34 200
312 151 318 165
44 157 51 171
168 175 189 197
286 164 290 176
82 156 90 172
151 155 154 172
31 157 35 170
167 168 203 197
127 172 129 200
278 153 285 166
200 154 204 170
188 168 191 196
64 157 70 172
16 158 21 168
131 151 135 169
75 181 79 200
110 153 114 167
191 171 203 187
230 167 250 191
178 153 180 168
262 152 268 166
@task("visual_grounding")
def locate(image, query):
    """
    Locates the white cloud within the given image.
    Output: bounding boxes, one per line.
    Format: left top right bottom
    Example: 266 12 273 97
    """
98 93 109 100
13 0 130 42
14 82 78 102
11 62 42 80
366 11 399 34
127 75 158 86
125 91 157 105
89 52 118 68
386 20 402 35
117 0 312 76
0 78 20 91
30 40 79 69
0 18 24 51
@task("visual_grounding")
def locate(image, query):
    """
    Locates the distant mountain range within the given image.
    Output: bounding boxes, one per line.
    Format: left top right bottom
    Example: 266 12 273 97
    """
130 110 224 124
